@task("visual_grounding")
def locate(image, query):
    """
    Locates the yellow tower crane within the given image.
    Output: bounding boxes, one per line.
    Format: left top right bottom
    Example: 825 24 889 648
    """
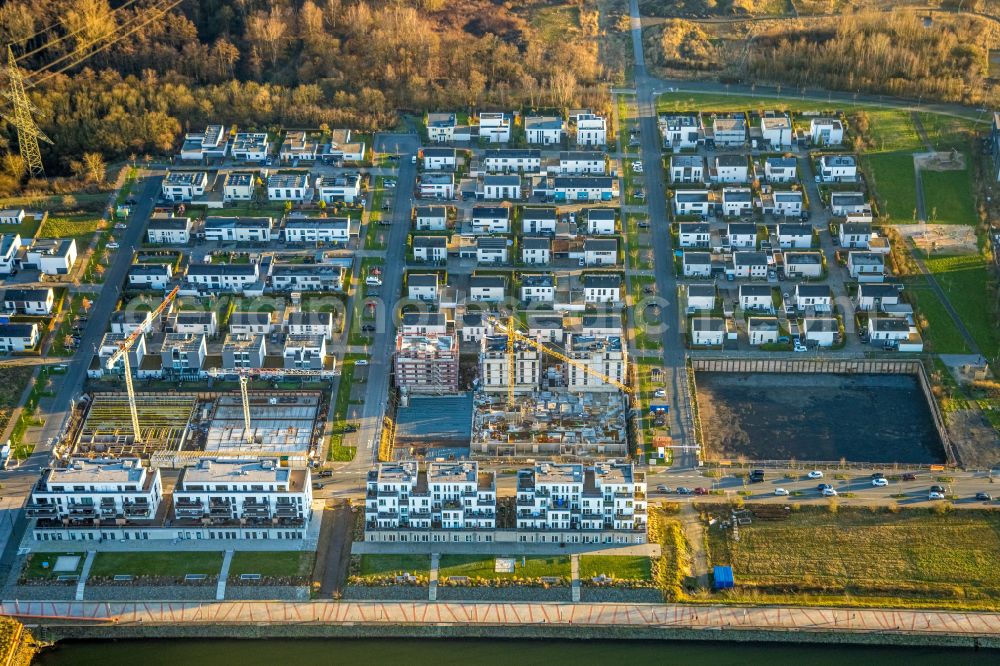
487 316 634 400
104 286 180 442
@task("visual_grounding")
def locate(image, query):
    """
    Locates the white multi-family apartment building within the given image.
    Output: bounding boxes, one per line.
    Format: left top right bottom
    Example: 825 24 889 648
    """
364 461 496 539
558 151 605 175
284 216 350 243
173 458 312 529
520 274 554 303
587 208 616 235
231 132 269 161
522 207 557 234
316 172 362 203
285 311 335 339
818 154 857 182
482 175 521 200
711 155 748 183
764 157 797 183
659 114 700 149
128 264 172 290
673 190 711 216
223 171 256 201
271 264 344 292
516 463 647 542
670 155 705 184
204 216 272 243
760 113 793 148
478 112 511 143
563 334 627 392
146 215 191 244
810 118 844 145
483 149 541 173
422 147 457 170
419 173 455 199
161 171 209 201
414 206 448 231
26 458 163 524
185 263 260 292
471 206 510 234
583 274 621 304
267 173 311 201
525 116 565 144
574 113 607 146
0 323 39 352
3 287 54 315
426 112 458 142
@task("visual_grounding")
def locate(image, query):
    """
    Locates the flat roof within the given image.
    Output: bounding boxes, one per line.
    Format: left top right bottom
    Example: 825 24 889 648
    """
395 394 474 448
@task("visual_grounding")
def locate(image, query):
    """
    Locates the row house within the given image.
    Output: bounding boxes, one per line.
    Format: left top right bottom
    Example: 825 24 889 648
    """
128 264 172 290
483 149 541 173
271 264 344 292
284 216 350 244
558 151 605 175
267 173 310 201
186 263 260 292
204 216 272 243
550 176 615 202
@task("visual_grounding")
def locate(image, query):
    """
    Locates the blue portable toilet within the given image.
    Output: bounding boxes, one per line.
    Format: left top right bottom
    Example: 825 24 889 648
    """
713 565 734 590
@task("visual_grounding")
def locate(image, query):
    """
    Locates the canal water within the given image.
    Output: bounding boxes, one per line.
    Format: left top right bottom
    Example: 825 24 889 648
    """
33 638 998 664
696 373 946 464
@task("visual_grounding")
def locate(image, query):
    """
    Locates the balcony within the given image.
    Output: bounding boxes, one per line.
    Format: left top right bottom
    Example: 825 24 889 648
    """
124 505 152 518
25 504 59 518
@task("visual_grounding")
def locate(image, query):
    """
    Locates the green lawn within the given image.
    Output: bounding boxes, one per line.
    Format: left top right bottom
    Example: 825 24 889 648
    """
358 554 430 577
657 92 859 114
925 254 1000 357
921 160 978 226
906 286 971 354
327 361 358 462
579 555 652 581
89 551 224 578
917 113 985 151
0 214 42 240
39 215 105 242
439 555 570 581
863 109 923 152
866 152 917 223
707 506 1000 610
229 551 314 579
20 552 85 580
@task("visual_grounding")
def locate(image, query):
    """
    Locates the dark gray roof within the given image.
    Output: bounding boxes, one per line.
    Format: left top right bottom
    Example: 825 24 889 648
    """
408 273 438 287
583 274 621 288
739 284 772 296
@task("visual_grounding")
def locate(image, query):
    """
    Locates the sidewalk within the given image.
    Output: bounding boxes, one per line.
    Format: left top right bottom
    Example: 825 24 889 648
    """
8 599 1000 638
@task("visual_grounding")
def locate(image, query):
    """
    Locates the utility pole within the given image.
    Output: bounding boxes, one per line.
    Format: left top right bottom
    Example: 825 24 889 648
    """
3 46 52 178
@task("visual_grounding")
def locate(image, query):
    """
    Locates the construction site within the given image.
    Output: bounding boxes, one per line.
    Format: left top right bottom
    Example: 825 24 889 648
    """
66 389 325 467
471 390 629 458
388 315 635 461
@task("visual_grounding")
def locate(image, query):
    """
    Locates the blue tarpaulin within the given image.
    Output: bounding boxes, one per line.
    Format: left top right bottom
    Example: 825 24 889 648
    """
713 565 734 590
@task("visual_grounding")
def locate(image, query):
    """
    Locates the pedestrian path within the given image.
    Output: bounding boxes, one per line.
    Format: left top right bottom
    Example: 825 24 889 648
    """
11 599 1000 637
570 555 580 603
74 551 96 602
429 553 440 602
216 550 234 601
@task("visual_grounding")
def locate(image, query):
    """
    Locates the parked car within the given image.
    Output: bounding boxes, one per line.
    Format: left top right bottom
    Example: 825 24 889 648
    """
928 491 945 500
822 487 838 497
872 478 888 487
774 488 790 496
355 359 369 366
976 492 993 501
631 161 643 173
793 342 808 352
676 487 693 495
317 470 333 478
656 484 669 493
807 470 824 479
106 242 119 250
694 487 709 495
654 389 666 398
902 473 917 481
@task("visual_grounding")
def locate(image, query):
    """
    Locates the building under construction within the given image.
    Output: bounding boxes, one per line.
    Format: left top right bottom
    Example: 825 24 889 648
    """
471 390 628 458
69 390 323 466
393 332 459 394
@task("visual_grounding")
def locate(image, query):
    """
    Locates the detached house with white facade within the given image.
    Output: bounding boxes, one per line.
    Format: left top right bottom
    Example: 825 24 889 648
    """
522 207 557 234
267 173 311 201
162 171 209 202
764 157 797 183
525 116 565 145
670 155 705 184
478 112 511 143
573 112 607 146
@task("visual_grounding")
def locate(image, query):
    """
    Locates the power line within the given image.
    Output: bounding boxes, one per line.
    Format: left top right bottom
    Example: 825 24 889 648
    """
16 0 144 63
28 0 184 87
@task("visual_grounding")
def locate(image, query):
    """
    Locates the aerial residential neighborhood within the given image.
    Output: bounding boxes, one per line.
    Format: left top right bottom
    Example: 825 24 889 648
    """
0 0 998 660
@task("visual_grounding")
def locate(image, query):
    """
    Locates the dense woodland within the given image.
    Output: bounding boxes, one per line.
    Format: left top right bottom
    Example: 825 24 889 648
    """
649 11 1000 107
0 0 618 184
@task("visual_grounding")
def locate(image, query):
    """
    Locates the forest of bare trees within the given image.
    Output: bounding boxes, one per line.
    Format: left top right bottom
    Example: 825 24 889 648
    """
0 0 619 181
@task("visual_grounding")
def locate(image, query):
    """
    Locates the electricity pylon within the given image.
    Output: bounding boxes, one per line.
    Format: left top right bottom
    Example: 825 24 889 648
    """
3 46 52 178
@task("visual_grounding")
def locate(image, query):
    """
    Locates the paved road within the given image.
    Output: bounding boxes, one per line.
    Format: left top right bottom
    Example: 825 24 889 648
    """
627 0 697 468
341 134 419 474
9 599 1000 637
